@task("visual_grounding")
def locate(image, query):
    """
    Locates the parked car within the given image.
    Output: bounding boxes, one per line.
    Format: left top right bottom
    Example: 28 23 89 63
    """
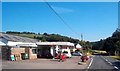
63 51 72 58
72 52 83 56
81 55 89 62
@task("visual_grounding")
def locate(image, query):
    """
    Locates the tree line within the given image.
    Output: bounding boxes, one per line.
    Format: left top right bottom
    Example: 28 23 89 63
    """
6 31 79 43
6 31 37 34
92 30 120 56
5 31 95 53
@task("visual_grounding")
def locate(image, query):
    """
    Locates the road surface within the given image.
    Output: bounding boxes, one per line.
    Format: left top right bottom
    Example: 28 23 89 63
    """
87 55 119 71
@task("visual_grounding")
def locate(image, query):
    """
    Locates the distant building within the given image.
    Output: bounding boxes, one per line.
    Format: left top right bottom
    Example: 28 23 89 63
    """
73 44 82 52
76 44 82 49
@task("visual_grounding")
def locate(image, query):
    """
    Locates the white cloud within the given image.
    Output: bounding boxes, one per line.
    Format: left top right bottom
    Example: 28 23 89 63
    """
51 5 74 14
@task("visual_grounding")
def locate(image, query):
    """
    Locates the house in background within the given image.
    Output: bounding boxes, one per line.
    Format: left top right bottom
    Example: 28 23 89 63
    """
73 44 82 52
76 44 82 50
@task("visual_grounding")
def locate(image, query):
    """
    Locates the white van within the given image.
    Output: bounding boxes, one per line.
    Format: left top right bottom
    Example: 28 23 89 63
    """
62 49 72 58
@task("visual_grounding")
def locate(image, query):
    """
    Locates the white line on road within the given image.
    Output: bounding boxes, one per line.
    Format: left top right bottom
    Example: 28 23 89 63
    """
114 66 119 70
104 59 113 65
102 56 112 65
108 61 112 65
101 56 119 70
87 56 94 69
105 59 108 62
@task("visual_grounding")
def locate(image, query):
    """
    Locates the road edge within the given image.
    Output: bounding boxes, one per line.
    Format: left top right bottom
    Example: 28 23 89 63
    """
86 55 94 70
101 56 119 70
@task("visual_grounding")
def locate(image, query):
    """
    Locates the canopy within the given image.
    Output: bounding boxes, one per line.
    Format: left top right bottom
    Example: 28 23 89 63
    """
36 42 74 46
0 41 6 46
7 41 37 47
16 42 37 47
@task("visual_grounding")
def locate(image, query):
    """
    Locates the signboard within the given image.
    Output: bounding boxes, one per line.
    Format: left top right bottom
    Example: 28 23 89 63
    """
10 55 15 61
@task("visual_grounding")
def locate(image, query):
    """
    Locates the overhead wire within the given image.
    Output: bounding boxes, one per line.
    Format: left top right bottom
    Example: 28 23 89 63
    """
43 1 82 39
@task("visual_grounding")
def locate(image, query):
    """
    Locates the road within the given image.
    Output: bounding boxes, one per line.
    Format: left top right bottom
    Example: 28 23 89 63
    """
103 56 120 69
87 55 119 71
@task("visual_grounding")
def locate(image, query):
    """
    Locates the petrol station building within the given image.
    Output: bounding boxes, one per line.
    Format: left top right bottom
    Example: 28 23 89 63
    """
0 33 75 61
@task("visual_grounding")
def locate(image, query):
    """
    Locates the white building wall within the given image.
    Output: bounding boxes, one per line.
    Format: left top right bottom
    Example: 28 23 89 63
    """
62 47 70 53
50 46 54 56
55 45 59 54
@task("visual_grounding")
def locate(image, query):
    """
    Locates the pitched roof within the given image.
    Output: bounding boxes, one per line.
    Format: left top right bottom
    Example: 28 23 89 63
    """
76 44 82 48
0 33 39 43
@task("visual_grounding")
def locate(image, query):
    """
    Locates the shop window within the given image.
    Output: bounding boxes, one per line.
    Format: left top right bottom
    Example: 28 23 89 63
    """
32 49 37 54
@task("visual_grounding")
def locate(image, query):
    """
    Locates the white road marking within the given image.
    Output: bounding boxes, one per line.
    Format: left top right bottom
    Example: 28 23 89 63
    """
105 59 108 62
114 66 119 69
108 61 112 65
101 56 119 70
87 56 94 69
105 59 112 65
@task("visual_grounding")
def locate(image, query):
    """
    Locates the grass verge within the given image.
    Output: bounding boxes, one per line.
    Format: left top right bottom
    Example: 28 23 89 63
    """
110 56 120 60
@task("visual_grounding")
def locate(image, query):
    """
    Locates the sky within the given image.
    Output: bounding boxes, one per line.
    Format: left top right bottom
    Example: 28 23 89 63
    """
0 2 2 32
2 2 118 42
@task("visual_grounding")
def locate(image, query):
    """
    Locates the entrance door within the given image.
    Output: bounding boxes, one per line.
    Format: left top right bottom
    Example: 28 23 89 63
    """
37 46 53 58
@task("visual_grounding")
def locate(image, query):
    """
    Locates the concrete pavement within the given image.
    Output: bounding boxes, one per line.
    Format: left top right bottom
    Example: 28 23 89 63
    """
2 56 88 69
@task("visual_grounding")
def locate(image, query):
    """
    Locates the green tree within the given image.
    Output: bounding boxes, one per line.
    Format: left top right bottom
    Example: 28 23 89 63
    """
114 41 120 56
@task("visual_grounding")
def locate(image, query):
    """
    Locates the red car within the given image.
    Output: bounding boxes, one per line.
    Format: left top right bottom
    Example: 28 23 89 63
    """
81 56 89 62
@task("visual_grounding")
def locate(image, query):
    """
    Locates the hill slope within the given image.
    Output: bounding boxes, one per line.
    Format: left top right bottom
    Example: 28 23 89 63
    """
6 31 79 43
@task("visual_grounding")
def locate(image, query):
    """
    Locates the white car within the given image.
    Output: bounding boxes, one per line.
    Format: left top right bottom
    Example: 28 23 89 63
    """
63 51 72 58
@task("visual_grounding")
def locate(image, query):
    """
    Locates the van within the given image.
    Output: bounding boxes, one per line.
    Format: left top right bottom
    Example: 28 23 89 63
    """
63 50 72 58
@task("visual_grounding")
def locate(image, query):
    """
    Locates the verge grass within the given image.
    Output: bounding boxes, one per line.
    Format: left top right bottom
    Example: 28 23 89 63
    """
110 56 120 60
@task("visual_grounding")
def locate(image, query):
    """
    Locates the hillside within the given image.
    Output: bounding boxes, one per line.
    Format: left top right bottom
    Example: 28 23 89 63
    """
6 31 79 43
92 30 120 56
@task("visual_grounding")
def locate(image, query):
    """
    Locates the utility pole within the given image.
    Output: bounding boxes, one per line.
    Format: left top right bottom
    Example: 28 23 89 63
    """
81 33 84 55
81 33 83 41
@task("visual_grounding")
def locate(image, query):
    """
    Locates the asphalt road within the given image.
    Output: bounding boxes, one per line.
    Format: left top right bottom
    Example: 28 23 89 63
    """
103 56 120 69
88 55 119 71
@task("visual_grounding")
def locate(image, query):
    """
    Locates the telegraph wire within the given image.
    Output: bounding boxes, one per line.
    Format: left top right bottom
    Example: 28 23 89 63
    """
43 1 82 39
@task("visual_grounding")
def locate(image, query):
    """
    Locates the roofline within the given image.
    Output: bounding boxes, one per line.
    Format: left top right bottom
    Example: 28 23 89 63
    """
36 42 74 46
